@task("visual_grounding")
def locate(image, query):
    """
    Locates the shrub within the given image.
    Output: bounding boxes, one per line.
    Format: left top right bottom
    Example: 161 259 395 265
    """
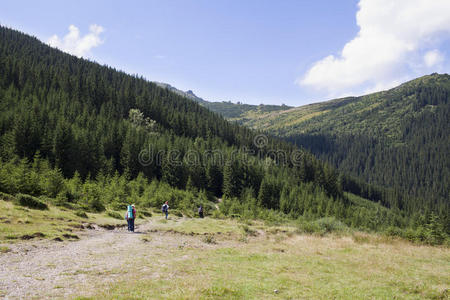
75 210 88 218
15 193 48 210
107 210 123 220
140 210 152 217
260 209 284 226
297 217 347 236
240 224 257 236
0 191 16 202
211 209 225 219
297 221 320 234
403 228 419 242
55 190 79 207
111 201 128 211
314 217 347 234
53 193 76 209
385 226 403 237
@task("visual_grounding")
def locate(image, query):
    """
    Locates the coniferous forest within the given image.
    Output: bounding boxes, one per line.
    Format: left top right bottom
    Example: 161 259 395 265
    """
277 75 450 218
0 26 447 244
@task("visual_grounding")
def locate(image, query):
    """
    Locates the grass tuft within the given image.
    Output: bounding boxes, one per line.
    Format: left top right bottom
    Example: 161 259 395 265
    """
202 234 217 244
15 194 48 210
141 235 152 243
74 211 88 218
0 246 11 253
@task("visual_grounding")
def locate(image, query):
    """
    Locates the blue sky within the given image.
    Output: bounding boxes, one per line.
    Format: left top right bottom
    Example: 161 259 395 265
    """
1 0 449 106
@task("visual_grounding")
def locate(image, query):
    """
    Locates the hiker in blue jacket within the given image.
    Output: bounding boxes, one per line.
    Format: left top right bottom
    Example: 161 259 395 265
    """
125 204 136 232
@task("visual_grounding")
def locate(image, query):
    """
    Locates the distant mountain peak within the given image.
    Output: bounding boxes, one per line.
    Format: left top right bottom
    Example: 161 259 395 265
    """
152 82 206 103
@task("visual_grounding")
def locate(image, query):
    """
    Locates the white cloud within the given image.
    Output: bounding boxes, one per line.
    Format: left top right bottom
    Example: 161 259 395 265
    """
299 0 450 96
48 24 104 58
424 49 444 67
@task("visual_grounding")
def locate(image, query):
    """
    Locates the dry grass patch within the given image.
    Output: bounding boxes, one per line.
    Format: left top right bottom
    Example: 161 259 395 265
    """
88 221 449 299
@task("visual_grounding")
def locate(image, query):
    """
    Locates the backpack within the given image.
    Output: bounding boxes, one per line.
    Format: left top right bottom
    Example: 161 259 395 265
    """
127 205 134 219
162 204 168 213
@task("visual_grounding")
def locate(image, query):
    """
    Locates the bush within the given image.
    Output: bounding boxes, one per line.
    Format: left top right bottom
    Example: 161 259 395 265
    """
140 210 152 217
297 221 320 234
15 193 48 210
385 226 403 237
89 197 105 212
260 210 284 226
53 193 76 209
211 209 225 219
240 224 257 236
314 217 347 234
107 210 123 220
55 190 79 207
75 210 88 218
402 227 421 242
111 201 128 211
0 191 16 202
297 217 347 236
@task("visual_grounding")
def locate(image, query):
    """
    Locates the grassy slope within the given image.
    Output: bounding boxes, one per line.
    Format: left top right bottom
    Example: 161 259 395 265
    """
0 199 146 243
204 102 292 119
230 73 449 141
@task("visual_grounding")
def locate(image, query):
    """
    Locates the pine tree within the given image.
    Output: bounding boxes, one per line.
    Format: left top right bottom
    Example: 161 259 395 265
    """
222 159 242 198
258 178 272 209
206 163 223 197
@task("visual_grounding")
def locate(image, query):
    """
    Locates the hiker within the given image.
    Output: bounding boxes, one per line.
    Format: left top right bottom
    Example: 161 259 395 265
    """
162 201 169 219
125 204 136 232
198 205 204 218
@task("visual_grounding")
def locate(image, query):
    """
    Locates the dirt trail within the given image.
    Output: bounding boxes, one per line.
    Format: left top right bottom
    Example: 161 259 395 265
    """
0 218 206 299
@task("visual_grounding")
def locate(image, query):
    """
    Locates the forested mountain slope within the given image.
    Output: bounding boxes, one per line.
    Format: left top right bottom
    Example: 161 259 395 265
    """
0 26 446 240
0 26 356 218
227 74 449 216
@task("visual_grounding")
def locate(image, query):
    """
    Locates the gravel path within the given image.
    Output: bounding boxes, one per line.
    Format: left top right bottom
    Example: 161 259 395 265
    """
0 219 205 299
